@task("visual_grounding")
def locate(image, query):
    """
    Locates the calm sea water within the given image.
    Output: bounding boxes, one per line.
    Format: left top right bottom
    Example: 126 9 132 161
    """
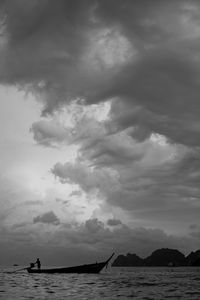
1 266 200 299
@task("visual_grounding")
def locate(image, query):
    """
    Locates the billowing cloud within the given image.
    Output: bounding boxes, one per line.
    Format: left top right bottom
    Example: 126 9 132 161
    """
107 218 122 226
70 190 82 197
1 0 200 264
85 218 104 233
31 120 70 147
51 161 119 196
26 0 200 237
33 211 60 225
50 130 200 234
1 216 200 265
1 0 200 145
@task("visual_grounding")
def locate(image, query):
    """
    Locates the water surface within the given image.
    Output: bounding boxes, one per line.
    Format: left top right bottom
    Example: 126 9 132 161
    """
1 266 200 299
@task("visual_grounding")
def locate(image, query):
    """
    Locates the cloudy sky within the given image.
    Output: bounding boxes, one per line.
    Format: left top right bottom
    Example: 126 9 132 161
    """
1 0 200 266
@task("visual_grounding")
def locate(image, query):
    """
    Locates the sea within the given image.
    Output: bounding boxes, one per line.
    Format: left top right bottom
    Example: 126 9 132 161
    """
1 266 200 299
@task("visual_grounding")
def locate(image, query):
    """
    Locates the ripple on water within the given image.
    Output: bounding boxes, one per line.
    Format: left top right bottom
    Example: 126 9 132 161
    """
1 267 200 299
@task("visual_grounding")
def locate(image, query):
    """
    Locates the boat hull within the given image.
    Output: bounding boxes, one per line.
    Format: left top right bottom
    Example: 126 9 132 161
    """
27 253 114 274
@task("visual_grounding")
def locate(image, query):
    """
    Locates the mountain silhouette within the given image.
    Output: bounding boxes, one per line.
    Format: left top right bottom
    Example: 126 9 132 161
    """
144 248 185 266
185 250 200 266
112 253 144 267
112 248 200 267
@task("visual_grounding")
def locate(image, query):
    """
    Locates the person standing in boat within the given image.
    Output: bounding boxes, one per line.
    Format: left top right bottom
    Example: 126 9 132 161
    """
35 258 41 269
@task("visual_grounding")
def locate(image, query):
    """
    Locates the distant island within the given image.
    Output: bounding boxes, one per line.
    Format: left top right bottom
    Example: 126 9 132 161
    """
112 248 200 267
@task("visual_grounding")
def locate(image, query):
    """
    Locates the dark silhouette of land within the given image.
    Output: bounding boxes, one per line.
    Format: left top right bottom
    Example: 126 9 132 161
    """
112 248 200 267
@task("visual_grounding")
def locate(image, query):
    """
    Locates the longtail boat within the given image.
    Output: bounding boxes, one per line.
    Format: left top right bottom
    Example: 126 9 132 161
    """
27 253 114 274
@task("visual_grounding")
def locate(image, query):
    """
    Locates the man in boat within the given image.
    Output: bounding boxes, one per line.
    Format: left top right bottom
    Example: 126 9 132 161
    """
35 258 41 269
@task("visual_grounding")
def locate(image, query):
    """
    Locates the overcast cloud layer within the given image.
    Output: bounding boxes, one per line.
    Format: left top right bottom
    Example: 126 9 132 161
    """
1 0 200 265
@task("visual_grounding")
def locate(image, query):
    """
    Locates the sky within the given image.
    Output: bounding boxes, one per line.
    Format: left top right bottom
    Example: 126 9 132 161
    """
1 0 200 266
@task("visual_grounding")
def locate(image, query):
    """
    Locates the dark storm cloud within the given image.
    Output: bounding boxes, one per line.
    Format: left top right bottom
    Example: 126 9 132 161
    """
107 218 122 226
51 161 119 196
105 149 200 212
85 218 105 233
0 0 97 112
106 52 200 146
33 211 60 225
1 0 200 246
1 217 200 265
79 129 145 166
96 0 200 147
15 0 200 149
0 0 199 147
51 139 200 228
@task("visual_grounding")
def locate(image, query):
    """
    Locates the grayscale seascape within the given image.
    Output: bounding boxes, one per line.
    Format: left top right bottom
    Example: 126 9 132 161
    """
1 267 200 299
1 2 200 300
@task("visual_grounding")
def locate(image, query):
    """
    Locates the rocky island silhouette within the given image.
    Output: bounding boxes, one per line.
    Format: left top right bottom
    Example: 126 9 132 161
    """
112 248 200 267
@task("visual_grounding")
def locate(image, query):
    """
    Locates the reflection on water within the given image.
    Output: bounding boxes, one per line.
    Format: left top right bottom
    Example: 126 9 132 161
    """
1 267 200 299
